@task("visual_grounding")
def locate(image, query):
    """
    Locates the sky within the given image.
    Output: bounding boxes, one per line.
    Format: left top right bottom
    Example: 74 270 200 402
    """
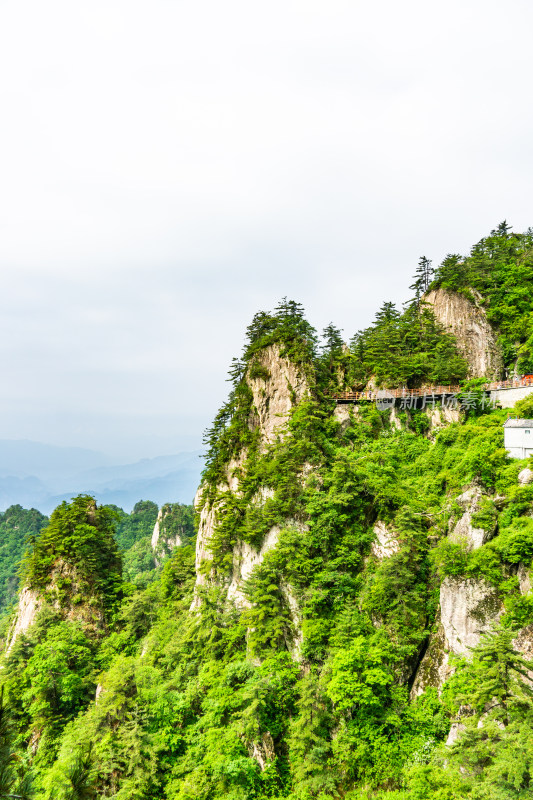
1 0 533 461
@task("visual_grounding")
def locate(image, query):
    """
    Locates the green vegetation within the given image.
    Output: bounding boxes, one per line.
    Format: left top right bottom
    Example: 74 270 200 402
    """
20 495 123 619
431 221 533 373
0 505 48 613
3 225 533 797
113 500 159 551
349 303 469 389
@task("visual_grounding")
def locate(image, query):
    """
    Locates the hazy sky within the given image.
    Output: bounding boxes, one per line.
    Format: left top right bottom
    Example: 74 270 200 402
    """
1 0 532 460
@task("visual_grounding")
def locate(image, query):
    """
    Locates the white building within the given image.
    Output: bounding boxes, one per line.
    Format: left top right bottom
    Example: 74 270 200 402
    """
503 418 533 459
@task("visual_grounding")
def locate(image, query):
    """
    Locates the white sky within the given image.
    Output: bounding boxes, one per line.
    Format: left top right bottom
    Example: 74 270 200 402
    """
1 0 532 459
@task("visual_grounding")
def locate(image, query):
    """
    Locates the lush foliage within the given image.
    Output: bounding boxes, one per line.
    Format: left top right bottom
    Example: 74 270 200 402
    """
0 505 48 614
4 227 533 798
349 303 469 389
113 501 159 551
431 222 533 373
20 495 123 619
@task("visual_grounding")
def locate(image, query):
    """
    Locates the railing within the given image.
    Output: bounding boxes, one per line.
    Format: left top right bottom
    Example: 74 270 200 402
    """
331 377 533 402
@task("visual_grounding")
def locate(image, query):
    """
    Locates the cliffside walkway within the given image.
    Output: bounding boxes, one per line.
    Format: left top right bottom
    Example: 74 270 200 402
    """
332 378 533 405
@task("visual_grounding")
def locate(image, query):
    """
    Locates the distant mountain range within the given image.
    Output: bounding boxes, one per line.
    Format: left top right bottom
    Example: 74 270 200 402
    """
0 440 204 514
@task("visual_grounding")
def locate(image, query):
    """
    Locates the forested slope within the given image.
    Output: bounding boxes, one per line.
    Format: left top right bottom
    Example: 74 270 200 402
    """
1 224 533 799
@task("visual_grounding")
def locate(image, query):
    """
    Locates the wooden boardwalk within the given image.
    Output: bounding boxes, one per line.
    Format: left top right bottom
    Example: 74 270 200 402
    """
331 378 533 403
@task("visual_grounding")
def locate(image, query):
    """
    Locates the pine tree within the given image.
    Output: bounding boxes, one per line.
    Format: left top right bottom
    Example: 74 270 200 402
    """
0 688 33 799
408 256 434 308
373 301 400 326
468 626 533 726
321 323 345 357
62 743 97 800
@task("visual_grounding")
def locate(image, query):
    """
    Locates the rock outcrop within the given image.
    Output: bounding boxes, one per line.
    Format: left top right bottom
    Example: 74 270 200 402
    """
440 576 502 658
227 517 279 608
5 559 106 656
448 487 496 551
151 504 187 564
518 468 533 486
411 577 502 697
410 487 502 697
371 521 399 560
248 344 309 447
424 288 503 379
4 587 41 655
192 344 309 625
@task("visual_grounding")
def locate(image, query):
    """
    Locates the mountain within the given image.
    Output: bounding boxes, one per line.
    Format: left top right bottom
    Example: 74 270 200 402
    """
0 442 203 513
0 440 111 479
3 226 533 799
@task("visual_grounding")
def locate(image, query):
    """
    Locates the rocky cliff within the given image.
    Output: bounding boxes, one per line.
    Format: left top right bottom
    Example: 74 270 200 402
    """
425 288 503 379
4 496 119 654
151 502 194 565
411 482 532 698
192 343 310 618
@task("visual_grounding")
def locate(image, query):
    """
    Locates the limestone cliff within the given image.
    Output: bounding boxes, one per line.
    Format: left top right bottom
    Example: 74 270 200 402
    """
247 343 309 447
410 480 533 698
5 559 105 655
4 497 119 656
424 288 503 379
151 503 194 564
192 343 310 618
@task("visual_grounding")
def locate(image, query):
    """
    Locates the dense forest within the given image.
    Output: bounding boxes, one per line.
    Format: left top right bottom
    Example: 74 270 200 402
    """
1 224 533 799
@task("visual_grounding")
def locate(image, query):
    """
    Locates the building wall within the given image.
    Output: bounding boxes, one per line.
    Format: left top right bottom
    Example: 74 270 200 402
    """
504 426 533 459
507 446 533 459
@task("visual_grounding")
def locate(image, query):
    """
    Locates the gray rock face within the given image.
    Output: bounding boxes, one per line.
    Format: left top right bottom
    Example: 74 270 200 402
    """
151 506 183 565
247 343 309 447
5 587 41 655
518 468 533 485
249 732 275 770
333 404 354 433
449 487 495 551
518 563 531 595
191 344 308 628
446 722 466 747
5 557 107 656
410 614 450 698
424 288 503 379
411 576 502 697
440 576 501 658
371 521 399 560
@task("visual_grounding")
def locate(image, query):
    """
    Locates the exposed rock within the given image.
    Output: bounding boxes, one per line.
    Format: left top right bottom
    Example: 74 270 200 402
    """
446 722 466 746
191 453 248 607
95 684 105 704
440 576 502 658
5 587 41 655
425 405 461 432
247 343 309 447
411 578 502 696
333 404 354 432
389 407 403 431
513 623 533 664
249 732 276 770
518 563 531 595
281 580 303 660
448 487 495 551
371 521 399 560
518 468 533 485
5 558 106 655
151 504 186 565
192 344 308 610
410 614 451 698
424 288 503 379
227 520 280 608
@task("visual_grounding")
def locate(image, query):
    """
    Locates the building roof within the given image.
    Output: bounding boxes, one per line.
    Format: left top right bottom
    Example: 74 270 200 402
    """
504 418 533 428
